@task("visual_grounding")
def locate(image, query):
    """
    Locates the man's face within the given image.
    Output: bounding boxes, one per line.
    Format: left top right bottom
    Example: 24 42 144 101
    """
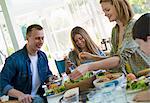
135 36 150 47
27 28 44 53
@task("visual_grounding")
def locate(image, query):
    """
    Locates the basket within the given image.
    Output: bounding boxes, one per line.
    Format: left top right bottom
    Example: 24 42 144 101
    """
64 75 96 92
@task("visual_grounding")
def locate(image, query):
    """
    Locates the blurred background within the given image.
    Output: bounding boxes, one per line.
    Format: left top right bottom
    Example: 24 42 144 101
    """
0 0 149 75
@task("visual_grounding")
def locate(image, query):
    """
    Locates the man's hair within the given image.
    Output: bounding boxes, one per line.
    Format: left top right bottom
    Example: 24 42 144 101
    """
132 13 150 41
100 0 133 24
26 24 43 37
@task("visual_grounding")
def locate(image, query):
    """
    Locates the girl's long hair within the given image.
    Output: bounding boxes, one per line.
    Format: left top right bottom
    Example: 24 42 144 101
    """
70 26 101 65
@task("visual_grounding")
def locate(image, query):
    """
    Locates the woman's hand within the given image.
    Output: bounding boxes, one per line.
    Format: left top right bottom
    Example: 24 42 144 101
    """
79 52 94 61
66 59 74 67
69 63 90 80
65 59 77 74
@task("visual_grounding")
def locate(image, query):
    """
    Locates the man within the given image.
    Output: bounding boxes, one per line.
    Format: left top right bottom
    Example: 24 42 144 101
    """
0 24 54 103
69 13 150 80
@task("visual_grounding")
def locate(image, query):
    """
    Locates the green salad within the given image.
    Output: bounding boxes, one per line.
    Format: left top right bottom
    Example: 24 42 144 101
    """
44 85 66 96
66 72 94 83
126 76 149 90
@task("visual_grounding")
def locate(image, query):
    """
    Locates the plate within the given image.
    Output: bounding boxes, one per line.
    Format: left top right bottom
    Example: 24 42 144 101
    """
47 91 65 98
127 88 143 94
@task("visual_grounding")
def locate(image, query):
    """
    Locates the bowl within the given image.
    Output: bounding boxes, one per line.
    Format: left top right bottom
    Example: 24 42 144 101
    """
93 73 125 89
64 75 96 92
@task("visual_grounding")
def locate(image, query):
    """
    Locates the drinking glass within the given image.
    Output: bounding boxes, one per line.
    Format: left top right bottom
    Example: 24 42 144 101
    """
87 90 102 103
100 82 116 103
114 85 128 103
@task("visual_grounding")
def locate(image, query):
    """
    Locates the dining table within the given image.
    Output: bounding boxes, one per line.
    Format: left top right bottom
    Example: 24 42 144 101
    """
0 100 19 103
46 89 150 103
0 89 149 103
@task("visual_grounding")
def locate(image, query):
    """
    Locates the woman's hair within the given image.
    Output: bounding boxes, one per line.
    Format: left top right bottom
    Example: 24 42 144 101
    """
70 26 101 65
100 0 134 24
132 13 150 41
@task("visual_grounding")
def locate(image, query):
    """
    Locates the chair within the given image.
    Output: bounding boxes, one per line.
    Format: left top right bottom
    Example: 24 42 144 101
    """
55 59 66 77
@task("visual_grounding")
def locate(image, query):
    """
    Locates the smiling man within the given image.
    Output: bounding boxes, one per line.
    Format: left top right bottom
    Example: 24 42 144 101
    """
0 24 53 103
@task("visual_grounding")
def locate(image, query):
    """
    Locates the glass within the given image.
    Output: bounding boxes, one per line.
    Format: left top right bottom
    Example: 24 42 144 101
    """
100 82 116 103
87 90 102 103
114 85 128 103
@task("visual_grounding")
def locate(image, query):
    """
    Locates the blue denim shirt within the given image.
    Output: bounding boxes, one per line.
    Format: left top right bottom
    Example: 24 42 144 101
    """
0 45 52 96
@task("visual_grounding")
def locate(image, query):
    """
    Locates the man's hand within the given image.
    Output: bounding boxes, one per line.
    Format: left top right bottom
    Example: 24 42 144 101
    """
18 94 32 103
8 88 33 103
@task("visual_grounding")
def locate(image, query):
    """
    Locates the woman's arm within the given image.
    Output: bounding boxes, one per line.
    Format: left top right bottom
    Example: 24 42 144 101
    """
69 56 120 80
137 68 150 77
79 52 107 61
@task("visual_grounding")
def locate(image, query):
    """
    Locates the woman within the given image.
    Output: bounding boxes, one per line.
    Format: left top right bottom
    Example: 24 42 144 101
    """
100 0 134 55
69 0 137 79
74 0 135 72
65 26 106 74
69 13 150 80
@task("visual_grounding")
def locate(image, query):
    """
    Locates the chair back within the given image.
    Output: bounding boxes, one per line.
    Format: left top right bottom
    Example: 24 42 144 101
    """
55 59 66 76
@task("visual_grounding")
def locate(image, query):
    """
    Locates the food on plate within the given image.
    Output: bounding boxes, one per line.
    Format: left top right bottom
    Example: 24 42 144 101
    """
127 73 136 81
97 73 122 81
48 83 58 89
66 72 94 83
97 77 110 83
105 73 121 80
93 73 123 88
44 85 66 96
126 76 149 91
64 72 96 91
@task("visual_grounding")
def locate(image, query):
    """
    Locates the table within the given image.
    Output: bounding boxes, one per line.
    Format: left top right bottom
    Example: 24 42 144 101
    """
47 89 150 103
0 100 19 103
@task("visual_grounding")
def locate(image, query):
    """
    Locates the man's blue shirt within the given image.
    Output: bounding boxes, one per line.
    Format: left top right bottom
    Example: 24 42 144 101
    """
0 45 52 96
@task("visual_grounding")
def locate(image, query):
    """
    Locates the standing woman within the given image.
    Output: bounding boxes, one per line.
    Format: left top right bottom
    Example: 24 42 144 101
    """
100 0 135 56
99 0 136 72
65 26 106 74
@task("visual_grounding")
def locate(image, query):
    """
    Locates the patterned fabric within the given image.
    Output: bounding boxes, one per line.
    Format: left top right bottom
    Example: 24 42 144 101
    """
118 39 150 76
109 19 136 73
110 19 136 56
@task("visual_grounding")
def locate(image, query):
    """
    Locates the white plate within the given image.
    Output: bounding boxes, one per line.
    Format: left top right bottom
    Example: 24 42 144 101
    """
127 88 143 94
47 91 65 98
